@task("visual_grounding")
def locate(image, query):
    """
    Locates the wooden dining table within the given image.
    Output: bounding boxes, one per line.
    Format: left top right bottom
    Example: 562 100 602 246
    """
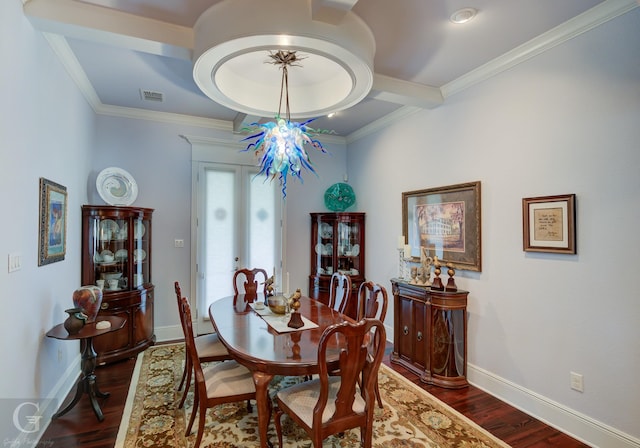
209 294 351 448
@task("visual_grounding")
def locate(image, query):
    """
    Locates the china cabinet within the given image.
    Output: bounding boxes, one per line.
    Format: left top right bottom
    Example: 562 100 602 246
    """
308 212 365 319
390 279 468 388
81 205 155 364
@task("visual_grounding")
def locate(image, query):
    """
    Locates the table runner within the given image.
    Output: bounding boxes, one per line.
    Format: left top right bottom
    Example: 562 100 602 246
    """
249 302 319 333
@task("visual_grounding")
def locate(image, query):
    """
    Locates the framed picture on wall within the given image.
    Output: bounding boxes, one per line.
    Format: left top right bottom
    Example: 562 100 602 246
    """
402 181 482 271
38 177 67 266
522 194 576 254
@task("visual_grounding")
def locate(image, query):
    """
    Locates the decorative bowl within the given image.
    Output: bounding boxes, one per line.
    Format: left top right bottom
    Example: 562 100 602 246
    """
267 295 288 314
100 272 123 281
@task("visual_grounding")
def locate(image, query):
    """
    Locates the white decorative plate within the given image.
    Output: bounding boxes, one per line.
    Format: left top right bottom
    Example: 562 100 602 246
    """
99 219 119 240
96 167 138 206
134 249 147 262
134 221 146 238
352 244 360 256
315 243 322 254
115 249 128 261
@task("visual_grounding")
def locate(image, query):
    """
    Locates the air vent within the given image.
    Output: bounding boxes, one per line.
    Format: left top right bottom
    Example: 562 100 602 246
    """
140 89 164 102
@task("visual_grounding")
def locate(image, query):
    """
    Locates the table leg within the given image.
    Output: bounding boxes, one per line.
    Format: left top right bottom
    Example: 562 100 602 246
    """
252 371 274 448
54 336 110 422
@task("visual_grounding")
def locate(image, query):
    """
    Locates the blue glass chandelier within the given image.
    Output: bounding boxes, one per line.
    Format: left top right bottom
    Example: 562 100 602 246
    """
241 51 331 199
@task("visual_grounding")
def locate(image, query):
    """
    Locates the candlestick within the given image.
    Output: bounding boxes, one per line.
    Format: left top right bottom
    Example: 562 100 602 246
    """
397 235 405 249
404 244 411 258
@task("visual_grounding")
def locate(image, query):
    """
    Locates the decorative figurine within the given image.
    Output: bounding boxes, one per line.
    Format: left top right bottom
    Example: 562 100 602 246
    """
445 262 458 291
265 275 275 297
420 246 432 286
431 256 444 290
287 289 304 329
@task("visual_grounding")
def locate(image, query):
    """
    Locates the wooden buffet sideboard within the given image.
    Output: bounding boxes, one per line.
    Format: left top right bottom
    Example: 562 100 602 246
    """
390 279 468 388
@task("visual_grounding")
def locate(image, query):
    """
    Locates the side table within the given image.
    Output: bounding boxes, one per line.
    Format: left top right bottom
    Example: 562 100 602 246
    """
46 316 126 421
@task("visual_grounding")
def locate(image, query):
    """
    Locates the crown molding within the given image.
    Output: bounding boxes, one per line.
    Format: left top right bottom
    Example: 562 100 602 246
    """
441 0 638 98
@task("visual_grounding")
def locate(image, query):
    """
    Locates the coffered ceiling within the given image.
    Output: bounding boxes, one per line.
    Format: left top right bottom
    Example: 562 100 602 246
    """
23 0 636 140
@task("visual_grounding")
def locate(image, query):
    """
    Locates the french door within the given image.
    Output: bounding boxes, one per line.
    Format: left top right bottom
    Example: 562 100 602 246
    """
194 162 282 334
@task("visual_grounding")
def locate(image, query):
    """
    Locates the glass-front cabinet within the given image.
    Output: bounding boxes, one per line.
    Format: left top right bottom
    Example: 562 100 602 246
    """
308 212 365 317
81 205 155 364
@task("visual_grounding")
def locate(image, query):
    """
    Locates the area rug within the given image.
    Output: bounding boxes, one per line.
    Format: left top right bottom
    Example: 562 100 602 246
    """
115 344 510 447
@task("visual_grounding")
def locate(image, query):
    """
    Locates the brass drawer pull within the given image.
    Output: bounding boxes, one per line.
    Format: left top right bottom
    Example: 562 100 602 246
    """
417 331 423 342
403 326 409 335
101 302 109 310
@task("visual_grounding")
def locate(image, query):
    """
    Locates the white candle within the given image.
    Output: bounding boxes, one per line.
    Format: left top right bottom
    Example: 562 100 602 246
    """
404 244 411 257
286 272 290 295
397 235 405 249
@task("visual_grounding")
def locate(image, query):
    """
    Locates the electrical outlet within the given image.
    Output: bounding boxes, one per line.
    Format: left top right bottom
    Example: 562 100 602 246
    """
174 239 184 248
570 371 584 392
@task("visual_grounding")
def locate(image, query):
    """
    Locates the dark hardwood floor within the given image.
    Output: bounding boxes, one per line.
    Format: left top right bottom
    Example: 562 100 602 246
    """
39 343 590 448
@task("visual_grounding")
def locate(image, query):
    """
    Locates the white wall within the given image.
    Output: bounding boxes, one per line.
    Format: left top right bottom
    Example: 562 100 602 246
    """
347 8 640 445
1 0 95 428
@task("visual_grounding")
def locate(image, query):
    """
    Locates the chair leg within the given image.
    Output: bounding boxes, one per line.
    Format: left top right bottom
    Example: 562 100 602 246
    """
375 381 383 409
178 359 192 409
177 352 188 391
273 405 284 448
185 386 199 437
193 402 206 448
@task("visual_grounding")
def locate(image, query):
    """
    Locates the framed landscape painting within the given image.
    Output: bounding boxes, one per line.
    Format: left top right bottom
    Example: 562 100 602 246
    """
402 181 481 272
38 177 67 266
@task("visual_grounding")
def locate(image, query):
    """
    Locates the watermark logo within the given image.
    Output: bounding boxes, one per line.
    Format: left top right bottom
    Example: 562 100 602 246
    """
1 399 55 448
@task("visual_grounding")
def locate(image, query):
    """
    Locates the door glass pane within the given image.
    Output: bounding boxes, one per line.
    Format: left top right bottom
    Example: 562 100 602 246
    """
248 173 276 276
204 169 236 309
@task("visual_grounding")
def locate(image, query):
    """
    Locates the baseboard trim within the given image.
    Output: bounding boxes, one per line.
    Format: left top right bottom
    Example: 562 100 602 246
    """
467 363 640 448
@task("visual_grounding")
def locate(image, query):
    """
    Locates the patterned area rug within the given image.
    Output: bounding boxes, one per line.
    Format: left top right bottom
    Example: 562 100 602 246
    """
115 344 510 447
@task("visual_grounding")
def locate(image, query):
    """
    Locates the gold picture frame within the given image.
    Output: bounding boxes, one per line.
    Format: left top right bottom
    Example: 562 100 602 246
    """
522 194 576 254
38 177 67 266
402 181 481 272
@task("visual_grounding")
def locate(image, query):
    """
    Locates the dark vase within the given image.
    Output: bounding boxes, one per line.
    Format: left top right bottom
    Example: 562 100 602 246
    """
64 308 87 335
72 286 103 323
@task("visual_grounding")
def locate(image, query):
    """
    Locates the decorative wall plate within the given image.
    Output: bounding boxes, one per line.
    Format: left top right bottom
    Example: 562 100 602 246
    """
96 167 138 206
324 182 356 211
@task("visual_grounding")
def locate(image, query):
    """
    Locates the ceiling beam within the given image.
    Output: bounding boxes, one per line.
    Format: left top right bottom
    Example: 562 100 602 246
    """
311 0 359 24
369 74 443 109
23 0 192 60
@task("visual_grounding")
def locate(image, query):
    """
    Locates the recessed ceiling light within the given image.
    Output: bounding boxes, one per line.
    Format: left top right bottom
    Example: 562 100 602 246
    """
450 8 477 24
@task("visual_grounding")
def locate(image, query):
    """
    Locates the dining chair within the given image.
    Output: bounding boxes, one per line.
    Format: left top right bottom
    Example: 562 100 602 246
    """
180 295 257 448
233 267 269 301
328 272 352 314
356 281 388 408
273 318 386 448
174 281 232 410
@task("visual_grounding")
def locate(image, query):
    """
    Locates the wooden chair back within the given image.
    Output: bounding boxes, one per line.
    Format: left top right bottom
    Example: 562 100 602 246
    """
328 272 352 314
274 318 386 447
232 268 268 300
357 281 388 322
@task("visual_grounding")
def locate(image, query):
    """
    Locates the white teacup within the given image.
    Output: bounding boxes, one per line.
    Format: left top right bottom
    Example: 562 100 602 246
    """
351 269 359 275
326 266 333 274
108 279 119 290
96 279 105 290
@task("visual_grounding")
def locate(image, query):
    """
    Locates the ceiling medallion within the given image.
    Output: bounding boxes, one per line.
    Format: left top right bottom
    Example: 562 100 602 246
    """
192 0 375 118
